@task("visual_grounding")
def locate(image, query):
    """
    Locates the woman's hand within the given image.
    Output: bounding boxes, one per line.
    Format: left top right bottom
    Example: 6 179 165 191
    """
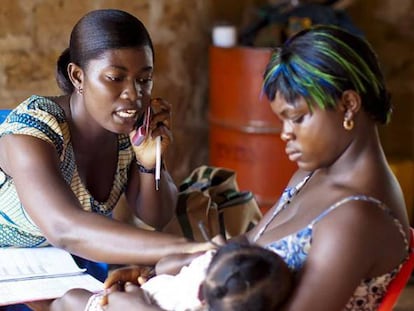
210 234 227 247
154 235 226 276
155 251 206 276
130 98 172 168
104 265 155 289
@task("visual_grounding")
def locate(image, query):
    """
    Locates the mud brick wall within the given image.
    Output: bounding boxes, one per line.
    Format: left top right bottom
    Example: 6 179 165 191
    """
0 0 413 186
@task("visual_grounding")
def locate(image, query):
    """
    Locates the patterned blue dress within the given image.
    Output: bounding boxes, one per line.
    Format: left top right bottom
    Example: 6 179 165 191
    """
253 174 410 310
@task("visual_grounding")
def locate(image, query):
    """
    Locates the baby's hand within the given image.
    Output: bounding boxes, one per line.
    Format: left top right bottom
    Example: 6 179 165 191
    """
104 265 155 289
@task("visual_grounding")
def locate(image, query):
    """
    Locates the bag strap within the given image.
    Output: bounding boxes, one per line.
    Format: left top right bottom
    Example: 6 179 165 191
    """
217 190 256 239
179 166 235 192
201 166 214 179
216 190 254 209
175 192 196 240
179 166 214 192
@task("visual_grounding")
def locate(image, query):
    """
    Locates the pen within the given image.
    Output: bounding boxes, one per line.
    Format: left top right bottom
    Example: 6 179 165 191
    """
155 135 161 190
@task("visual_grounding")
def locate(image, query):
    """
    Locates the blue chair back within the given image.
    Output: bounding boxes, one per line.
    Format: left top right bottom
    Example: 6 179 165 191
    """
0 109 11 124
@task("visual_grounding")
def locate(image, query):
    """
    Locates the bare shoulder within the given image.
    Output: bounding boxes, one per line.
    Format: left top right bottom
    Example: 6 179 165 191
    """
0 133 58 175
327 163 409 235
312 189 409 276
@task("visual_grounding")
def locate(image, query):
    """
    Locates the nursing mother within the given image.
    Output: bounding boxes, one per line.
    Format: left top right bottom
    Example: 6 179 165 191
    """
246 25 411 310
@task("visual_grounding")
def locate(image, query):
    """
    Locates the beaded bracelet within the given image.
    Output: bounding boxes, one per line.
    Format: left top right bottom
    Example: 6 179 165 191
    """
136 162 156 174
136 161 165 174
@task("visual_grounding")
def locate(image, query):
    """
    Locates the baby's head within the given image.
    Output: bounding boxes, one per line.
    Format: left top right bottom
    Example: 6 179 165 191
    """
201 243 293 311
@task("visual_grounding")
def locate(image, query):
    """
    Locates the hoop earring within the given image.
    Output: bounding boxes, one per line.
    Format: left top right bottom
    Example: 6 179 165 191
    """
343 118 354 131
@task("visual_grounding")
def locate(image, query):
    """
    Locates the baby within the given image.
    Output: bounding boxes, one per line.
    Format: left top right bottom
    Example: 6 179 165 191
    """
58 243 294 311
200 243 293 311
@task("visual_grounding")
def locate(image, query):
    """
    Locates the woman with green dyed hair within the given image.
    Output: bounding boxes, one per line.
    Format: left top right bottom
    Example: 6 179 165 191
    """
252 25 409 310
263 24 391 124
51 25 410 311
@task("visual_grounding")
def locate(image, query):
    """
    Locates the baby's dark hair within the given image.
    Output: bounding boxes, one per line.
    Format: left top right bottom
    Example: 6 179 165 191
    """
56 9 154 94
201 243 293 311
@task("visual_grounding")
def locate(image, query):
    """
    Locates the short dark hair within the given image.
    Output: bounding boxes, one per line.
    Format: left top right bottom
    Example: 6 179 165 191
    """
56 9 154 94
263 25 391 124
202 243 293 311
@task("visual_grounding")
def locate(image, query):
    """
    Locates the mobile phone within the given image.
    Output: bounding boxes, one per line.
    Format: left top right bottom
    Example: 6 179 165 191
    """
132 106 151 146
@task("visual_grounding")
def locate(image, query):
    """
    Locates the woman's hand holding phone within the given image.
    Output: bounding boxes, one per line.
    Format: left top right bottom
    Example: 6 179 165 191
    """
130 98 173 170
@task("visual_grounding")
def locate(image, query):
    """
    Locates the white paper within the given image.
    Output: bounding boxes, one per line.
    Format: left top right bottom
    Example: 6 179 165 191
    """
0 273 103 305
0 247 85 281
0 247 104 305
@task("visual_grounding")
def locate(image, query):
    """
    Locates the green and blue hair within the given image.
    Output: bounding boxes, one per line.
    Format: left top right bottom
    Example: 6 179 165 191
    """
263 25 391 124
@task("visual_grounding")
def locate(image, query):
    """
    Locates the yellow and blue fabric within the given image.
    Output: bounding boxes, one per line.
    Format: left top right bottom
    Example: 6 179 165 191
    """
0 96 135 310
0 95 134 248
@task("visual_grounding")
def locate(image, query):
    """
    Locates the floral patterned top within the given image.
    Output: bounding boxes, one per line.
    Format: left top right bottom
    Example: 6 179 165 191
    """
0 95 135 247
255 174 409 311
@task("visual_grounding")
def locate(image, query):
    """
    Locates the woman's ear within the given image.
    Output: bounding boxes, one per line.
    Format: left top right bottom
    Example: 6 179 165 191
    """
339 90 361 117
67 62 84 92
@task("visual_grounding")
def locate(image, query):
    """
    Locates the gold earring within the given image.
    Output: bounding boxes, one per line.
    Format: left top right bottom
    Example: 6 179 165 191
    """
343 118 354 131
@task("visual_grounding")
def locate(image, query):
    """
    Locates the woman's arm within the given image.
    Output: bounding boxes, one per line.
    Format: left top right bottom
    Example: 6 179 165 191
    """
0 135 212 265
125 97 177 229
125 164 177 230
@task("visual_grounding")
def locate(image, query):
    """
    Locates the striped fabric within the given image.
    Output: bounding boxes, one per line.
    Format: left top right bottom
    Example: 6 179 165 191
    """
0 95 134 247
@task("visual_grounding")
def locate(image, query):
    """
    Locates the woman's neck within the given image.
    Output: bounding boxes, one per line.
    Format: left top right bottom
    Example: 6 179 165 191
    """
68 94 116 148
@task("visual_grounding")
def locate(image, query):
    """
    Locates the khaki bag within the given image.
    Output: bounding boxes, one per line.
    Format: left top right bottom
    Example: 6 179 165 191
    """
163 165 263 242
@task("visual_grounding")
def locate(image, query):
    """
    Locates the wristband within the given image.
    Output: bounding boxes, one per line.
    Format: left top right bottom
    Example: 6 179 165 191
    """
136 162 156 174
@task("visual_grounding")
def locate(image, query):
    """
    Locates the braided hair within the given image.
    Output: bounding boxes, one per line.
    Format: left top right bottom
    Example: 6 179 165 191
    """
201 243 293 311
